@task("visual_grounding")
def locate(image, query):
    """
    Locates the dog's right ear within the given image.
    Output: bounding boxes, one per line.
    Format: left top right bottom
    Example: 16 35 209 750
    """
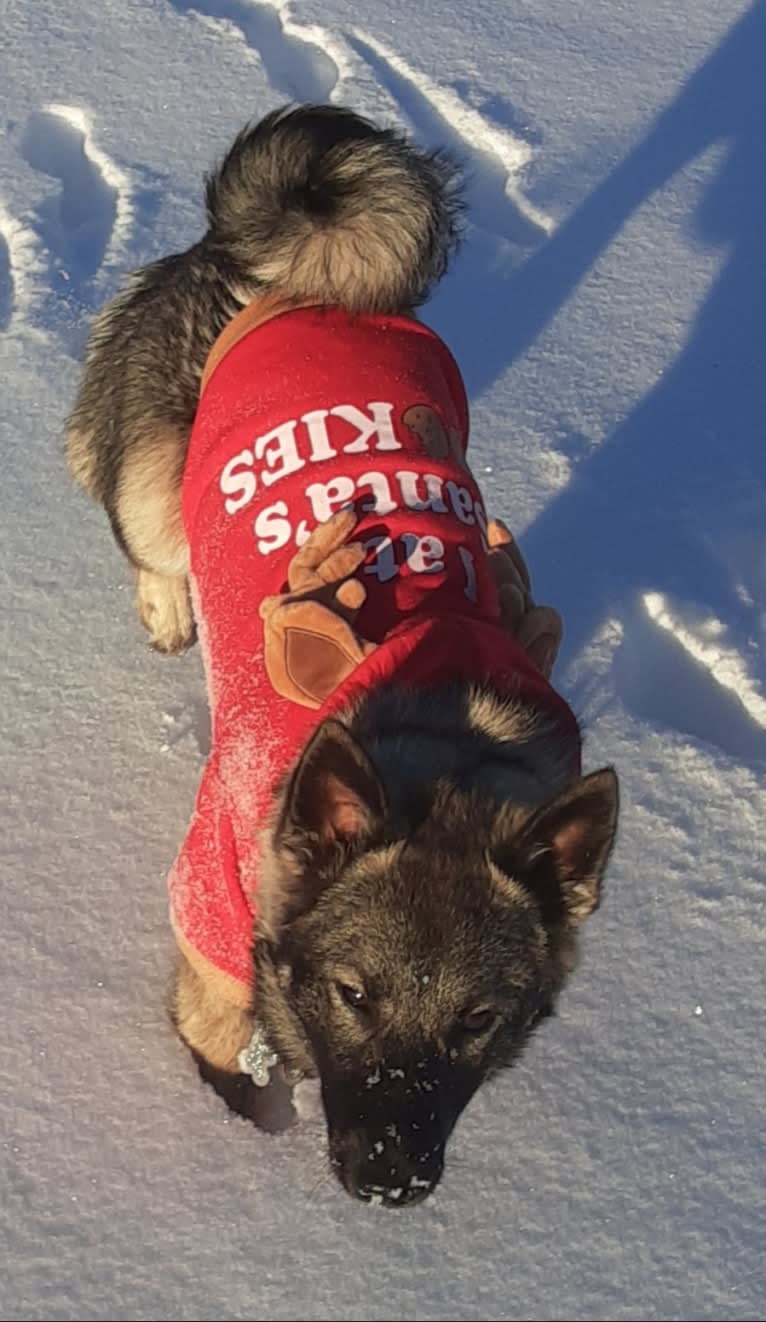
281 718 387 846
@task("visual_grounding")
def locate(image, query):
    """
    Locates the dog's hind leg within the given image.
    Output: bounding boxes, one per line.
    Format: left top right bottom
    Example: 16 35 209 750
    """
133 569 194 655
112 427 195 654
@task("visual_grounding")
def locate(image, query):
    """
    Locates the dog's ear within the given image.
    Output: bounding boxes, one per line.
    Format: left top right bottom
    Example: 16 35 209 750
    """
492 769 618 925
281 718 386 846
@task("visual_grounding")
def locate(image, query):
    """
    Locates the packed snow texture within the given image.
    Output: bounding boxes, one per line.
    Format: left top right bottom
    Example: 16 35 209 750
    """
1 1 764 1319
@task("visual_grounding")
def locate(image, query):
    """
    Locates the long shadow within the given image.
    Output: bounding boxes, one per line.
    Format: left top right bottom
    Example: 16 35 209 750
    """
433 3 765 400
348 34 547 250
428 2 766 737
514 1 766 679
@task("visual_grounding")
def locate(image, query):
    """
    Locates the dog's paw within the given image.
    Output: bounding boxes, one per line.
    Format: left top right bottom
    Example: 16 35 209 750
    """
135 569 196 654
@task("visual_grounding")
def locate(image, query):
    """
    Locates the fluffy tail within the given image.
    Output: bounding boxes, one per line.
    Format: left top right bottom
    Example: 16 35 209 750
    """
204 104 462 313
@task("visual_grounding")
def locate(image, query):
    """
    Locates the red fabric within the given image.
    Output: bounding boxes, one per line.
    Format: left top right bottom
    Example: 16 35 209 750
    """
168 307 580 1002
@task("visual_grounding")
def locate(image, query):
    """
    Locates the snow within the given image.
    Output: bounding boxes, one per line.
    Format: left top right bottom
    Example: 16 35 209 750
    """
1 0 765 1318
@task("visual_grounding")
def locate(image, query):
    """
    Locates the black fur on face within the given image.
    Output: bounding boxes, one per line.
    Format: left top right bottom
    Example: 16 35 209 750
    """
255 720 618 1207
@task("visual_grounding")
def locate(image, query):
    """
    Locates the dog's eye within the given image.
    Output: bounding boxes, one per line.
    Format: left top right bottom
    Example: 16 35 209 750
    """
337 981 368 1012
460 1006 496 1035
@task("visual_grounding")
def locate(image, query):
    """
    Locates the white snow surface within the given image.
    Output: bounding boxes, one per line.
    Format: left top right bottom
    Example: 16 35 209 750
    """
1 1 765 1318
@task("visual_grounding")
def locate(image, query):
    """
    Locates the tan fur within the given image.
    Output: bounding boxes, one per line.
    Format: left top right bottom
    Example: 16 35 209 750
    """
486 859 535 912
68 417 194 650
467 685 577 790
111 427 193 650
135 568 194 654
467 687 543 744
253 193 427 314
171 953 254 1072
115 428 189 576
65 424 100 494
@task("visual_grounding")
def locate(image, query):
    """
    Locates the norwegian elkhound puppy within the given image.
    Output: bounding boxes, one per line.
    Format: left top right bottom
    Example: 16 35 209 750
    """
67 104 618 1208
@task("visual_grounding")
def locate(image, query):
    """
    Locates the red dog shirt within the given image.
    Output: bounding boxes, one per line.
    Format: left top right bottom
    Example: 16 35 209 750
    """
168 306 580 1006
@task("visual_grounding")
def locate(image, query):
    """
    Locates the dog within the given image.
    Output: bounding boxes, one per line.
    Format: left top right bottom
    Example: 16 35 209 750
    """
67 103 619 1208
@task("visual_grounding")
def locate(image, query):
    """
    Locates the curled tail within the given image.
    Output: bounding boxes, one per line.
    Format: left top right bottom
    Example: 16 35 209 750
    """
205 103 463 313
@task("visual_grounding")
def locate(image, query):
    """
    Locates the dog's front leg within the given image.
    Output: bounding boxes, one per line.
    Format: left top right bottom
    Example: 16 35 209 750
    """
170 954 295 1129
171 952 253 1072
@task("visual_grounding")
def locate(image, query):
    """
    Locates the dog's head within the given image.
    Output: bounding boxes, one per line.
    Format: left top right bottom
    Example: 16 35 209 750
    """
255 718 618 1207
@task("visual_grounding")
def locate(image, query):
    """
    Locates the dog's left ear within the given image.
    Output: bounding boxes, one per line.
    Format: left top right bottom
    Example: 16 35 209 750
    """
493 769 619 925
281 718 387 846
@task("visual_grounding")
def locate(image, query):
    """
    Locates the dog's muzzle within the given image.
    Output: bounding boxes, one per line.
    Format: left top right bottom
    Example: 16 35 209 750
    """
329 1126 445 1208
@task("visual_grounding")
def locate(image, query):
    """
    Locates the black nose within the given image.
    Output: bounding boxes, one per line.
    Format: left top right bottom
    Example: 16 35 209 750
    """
332 1131 444 1208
